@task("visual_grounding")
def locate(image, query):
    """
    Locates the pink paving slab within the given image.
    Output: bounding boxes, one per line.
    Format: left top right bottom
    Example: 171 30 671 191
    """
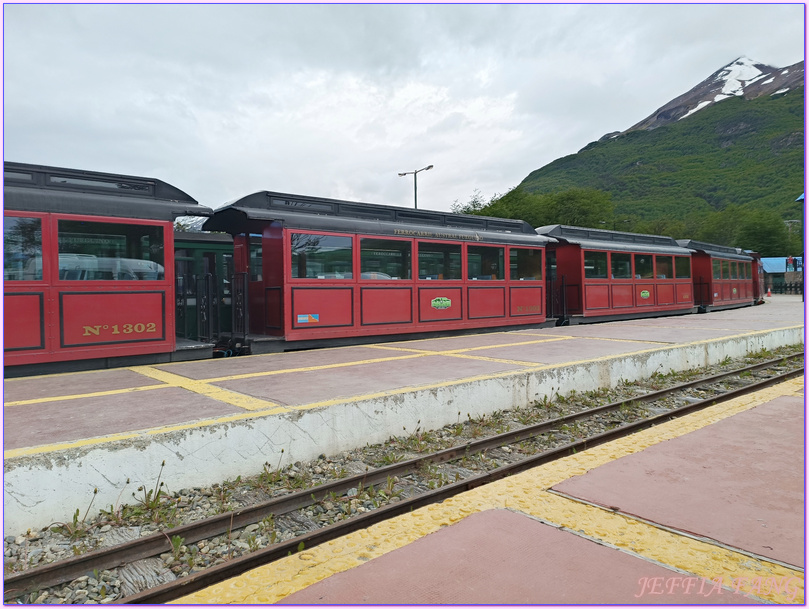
279 509 763 605
554 395 805 568
4 388 241 450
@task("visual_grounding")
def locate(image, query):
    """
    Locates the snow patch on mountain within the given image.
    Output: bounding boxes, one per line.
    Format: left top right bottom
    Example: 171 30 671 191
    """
610 56 804 137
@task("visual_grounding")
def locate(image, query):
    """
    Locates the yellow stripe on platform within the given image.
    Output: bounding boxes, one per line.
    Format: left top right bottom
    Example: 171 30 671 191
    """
174 379 803 605
130 366 281 412
4 383 168 407
198 353 428 383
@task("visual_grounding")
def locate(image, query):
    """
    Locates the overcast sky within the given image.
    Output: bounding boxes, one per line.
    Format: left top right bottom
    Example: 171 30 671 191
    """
3 3 805 213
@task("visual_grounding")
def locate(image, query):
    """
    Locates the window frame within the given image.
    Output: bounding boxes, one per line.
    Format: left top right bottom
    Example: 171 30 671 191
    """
583 250 609 280
4 211 47 283
55 217 166 282
675 256 691 279
360 236 413 281
289 231 355 281
417 240 463 281
634 254 654 279
509 246 543 281
610 252 633 280
467 244 505 281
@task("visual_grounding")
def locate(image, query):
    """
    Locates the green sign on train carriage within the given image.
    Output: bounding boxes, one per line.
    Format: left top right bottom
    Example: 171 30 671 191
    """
431 297 452 310
640 290 651 299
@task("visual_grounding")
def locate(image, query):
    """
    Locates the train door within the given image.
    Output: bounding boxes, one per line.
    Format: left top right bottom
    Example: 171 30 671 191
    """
545 248 568 323
174 250 196 339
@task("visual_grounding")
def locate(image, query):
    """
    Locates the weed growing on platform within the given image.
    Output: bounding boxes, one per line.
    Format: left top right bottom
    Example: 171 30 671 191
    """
133 461 168 511
48 488 98 541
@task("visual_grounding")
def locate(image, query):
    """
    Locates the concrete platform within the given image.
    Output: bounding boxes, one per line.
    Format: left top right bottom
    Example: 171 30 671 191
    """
553 394 805 569
176 378 805 605
3 296 804 535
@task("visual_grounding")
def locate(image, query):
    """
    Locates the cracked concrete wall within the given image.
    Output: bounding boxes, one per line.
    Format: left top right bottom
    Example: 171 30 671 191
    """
4 327 802 535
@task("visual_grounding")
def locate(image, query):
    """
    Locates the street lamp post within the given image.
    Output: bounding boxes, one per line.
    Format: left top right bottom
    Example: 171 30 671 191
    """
398 165 433 209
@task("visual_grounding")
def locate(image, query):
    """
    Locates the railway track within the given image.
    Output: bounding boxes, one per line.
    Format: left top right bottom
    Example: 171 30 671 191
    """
4 353 803 604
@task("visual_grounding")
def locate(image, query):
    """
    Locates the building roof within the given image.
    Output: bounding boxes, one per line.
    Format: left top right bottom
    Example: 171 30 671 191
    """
760 257 803 273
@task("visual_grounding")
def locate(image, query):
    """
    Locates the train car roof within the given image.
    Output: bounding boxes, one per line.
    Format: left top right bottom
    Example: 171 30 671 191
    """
4 162 211 221
676 239 753 261
204 191 552 246
536 224 689 255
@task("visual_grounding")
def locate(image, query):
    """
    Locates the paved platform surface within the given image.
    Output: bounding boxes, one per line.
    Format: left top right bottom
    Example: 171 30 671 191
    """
176 378 805 605
3 296 804 535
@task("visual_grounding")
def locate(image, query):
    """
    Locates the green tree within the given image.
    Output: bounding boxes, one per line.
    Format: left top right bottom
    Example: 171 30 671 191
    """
734 209 792 256
451 189 489 215
543 188 615 228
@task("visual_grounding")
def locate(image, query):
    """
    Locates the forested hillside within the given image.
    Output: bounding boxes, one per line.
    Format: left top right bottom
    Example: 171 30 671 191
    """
456 84 804 256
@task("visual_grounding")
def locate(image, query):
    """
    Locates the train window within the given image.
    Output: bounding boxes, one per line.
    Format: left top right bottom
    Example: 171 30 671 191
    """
48 175 152 194
675 256 691 278
510 248 542 281
634 254 653 279
655 256 673 279
610 253 632 279
583 251 608 279
721 260 730 279
4 170 33 182
712 259 722 279
290 233 353 279
468 245 504 280
360 238 411 280
4 216 43 281
57 220 164 280
418 242 461 280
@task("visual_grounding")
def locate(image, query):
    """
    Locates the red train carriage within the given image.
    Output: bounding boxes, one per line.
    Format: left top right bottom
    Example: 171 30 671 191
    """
536 225 695 324
202 191 552 349
676 240 757 312
4 162 211 373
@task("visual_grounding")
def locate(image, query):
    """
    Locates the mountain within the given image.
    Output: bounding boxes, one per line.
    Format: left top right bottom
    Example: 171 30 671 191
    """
609 56 804 136
516 57 804 226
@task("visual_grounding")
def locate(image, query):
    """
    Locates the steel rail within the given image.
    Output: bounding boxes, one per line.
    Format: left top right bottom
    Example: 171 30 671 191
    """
4 356 802 601
122 366 802 603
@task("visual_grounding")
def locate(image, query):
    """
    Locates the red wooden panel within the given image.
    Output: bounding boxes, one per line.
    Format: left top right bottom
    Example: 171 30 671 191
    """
722 283 732 301
611 284 634 308
291 287 353 329
60 291 166 347
676 283 693 303
509 286 543 317
635 284 655 307
468 287 505 319
4 292 45 351
419 287 463 322
656 283 675 305
362 288 412 325
265 287 282 330
584 284 609 310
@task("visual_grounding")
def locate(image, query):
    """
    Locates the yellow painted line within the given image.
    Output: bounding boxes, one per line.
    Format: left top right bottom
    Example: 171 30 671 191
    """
4 383 170 407
366 335 574 354
2 404 294 460
4 432 143 459
130 366 280 412
198 353 428 383
175 379 803 605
